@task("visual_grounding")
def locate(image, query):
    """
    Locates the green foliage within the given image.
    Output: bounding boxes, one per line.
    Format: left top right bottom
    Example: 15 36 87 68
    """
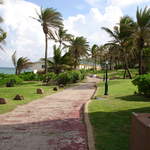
69 36 89 68
56 70 86 85
56 72 71 85
0 74 23 86
43 72 57 82
19 72 38 81
79 69 87 80
69 70 81 82
132 74 150 97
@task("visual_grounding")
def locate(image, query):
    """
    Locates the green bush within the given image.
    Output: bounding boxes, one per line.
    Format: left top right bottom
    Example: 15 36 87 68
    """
56 70 86 85
69 70 81 83
0 75 23 86
19 72 38 81
132 74 150 97
56 72 72 85
79 69 86 80
43 72 57 83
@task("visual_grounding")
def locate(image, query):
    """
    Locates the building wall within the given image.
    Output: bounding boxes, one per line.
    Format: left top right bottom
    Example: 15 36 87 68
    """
29 62 44 72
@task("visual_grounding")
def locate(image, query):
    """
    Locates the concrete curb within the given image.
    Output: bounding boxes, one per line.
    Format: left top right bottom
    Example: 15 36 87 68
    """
84 83 98 150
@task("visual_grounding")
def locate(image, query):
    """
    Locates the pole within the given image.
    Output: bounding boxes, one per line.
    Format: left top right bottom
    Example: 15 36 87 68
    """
104 62 108 95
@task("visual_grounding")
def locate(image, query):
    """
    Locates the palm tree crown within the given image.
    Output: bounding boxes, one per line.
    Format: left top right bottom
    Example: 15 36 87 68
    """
12 51 32 75
69 36 89 69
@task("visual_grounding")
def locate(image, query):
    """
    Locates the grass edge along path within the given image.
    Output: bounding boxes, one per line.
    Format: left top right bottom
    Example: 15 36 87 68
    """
88 79 150 150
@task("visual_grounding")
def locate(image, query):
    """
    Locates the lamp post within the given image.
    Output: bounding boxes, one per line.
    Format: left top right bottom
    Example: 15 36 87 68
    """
104 61 109 95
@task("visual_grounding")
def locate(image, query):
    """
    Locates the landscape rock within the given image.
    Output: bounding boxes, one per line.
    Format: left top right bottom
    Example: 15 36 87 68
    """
53 87 58 91
0 98 7 104
37 88 44 94
14 95 24 100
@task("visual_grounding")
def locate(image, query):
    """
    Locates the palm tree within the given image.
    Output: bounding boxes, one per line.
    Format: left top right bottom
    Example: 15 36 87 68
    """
69 36 89 69
91 44 98 70
34 8 63 74
0 0 6 50
133 7 150 74
54 27 73 49
12 51 32 75
47 45 72 74
102 16 135 79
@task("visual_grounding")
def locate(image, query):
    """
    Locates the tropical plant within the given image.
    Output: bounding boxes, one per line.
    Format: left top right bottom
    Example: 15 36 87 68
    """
132 74 150 97
91 44 98 70
133 7 150 74
33 8 63 74
46 45 72 74
102 16 135 79
69 36 89 69
12 51 32 75
0 0 6 50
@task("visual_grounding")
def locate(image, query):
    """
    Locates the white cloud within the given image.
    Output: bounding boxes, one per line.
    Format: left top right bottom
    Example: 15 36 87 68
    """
84 0 100 6
64 6 123 45
108 0 150 7
0 0 54 67
84 0 150 7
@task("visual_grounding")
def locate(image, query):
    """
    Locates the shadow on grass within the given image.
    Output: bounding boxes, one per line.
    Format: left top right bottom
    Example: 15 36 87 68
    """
89 106 150 150
116 95 150 102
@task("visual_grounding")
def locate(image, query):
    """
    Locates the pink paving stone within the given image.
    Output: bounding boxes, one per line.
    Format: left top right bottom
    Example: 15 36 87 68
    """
0 77 99 150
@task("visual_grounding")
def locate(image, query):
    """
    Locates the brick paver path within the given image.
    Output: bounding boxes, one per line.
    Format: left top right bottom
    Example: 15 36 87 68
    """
0 77 99 150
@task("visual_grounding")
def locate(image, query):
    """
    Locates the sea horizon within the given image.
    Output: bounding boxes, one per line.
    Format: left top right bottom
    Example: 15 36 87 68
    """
0 67 32 74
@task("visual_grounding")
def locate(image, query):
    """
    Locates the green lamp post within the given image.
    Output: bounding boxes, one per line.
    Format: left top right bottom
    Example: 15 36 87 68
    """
104 61 109 95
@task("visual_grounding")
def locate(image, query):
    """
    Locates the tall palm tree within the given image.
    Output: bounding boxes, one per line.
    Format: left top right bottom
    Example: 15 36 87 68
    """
133 7 150 74
0 0 6 50
69 36 89 69
12 51 32 75
102 16 135 79
54 27 73 49
91 44 98 70
34 8 63 74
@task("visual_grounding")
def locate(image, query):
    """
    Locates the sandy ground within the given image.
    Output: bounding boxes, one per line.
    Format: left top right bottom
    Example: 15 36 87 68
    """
0 77 99 150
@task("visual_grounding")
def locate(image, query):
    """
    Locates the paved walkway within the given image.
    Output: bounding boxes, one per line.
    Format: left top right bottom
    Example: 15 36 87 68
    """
0 77 99 150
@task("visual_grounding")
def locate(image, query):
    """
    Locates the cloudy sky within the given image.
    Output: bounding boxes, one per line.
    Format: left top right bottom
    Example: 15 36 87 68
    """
0 0 149 67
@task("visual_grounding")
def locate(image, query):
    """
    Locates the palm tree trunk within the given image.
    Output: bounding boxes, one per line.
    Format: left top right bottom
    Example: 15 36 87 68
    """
124 55 132 79
95 57 97 70
139 49 143 75
138 38 144 75
45 33 48 74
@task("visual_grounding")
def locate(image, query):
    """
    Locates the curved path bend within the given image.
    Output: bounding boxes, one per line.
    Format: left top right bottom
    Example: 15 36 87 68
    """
0 77 99 150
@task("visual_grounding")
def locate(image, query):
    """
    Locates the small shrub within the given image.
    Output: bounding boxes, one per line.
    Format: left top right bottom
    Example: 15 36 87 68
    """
132 74 150 97
56 72 72 85
43 72 57 83
69 70 81 83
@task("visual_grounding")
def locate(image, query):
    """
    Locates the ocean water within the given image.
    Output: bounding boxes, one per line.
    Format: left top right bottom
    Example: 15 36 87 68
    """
0 67 32 74
0 67 15 74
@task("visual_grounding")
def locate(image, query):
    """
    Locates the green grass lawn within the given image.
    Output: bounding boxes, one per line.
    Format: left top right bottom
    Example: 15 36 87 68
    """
89 79 150 150
95 69 138 79
0 81 57 114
